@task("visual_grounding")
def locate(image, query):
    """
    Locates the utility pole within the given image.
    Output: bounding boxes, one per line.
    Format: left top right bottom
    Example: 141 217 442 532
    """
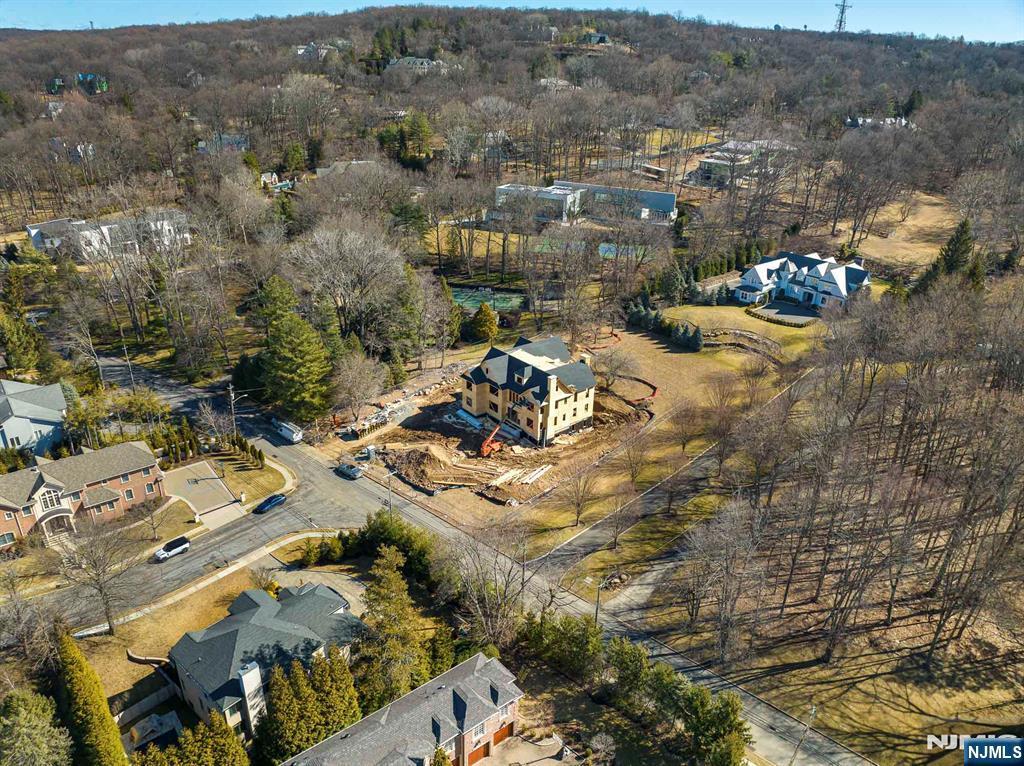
228 383 238 438
787 704 817 766
122 343 137 392
834 0 851 32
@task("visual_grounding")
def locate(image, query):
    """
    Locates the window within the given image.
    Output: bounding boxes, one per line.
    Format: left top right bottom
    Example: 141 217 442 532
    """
465 380 472 390
573 409 577 418
71 492 81 501
9 436 19 447
93 506 103 515
489 385 498 395
3 512 12 521
106 501 116 511
443 739 456 754
143 467 152 477
34 430 43 440
526 418 534 428
40 490 62 511
120 474 130 484
0 532 15 547
489 402 498 413
124 489 134 501
472 722 485 739
585 403 590 412
146 483 155 495
500 703 511 718
21 506 32 517
465 398 473 408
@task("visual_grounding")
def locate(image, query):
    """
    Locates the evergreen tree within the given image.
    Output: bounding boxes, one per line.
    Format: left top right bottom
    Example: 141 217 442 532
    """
0 689 72 766
288 659 323 752
252 665 302 766
264 314 332 422
431 747 450 766
309 648 361 740
283 142 306 173
691 326 704 352
681 687 751 765
938 219 974 275
967 252 986 290
438 277 463 346
55 634 128 766
1001 245 1021 272
0 310 39 372
605 636 651 708
253 276 299 337
133 714 247 766
428 627 455 676
356 545 429 711
886 276 910 304
469 303 499 344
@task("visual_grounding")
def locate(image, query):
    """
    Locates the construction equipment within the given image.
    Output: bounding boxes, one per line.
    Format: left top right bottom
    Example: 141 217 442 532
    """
479 421 503 457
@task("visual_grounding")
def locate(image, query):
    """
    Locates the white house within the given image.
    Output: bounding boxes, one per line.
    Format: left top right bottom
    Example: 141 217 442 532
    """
26 210 190 261
734 252 870 310
491 183 584 225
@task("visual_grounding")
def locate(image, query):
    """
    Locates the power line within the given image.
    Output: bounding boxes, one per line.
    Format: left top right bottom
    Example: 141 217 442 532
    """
834 0 852 33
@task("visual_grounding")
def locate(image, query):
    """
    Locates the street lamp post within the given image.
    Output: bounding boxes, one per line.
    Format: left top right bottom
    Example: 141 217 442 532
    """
594 572 616 622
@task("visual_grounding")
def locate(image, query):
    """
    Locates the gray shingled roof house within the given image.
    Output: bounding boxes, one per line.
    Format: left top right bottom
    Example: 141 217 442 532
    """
0 380 67 455
169 584 365 738
283 653 524 766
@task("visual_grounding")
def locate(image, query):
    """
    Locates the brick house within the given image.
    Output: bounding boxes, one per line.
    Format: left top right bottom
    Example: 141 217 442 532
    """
462 336 596 446
0 441 164 549
282 653 523 766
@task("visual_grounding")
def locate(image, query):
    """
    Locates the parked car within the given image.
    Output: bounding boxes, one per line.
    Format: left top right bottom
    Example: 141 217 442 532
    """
271 418 303 444
335 462 365 480
253 493 287 515
155 536 190 562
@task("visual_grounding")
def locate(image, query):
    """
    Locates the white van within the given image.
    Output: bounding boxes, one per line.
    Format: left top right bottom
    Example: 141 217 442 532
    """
272 419 303 444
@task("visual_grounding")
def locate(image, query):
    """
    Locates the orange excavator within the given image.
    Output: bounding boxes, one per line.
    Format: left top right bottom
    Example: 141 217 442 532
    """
479 421 504 457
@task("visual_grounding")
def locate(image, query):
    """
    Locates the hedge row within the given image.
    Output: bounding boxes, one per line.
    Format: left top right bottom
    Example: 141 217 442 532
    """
626 302 704 352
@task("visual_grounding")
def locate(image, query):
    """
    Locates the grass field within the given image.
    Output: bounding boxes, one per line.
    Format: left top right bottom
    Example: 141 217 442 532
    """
663 304 824 359
852 193 957 271
565 492 723 601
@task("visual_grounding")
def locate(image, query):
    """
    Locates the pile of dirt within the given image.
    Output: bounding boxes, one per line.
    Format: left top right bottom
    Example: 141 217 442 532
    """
383 443 503 492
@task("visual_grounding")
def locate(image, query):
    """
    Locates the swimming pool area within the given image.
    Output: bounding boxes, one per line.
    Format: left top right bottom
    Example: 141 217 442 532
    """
450 286 526 311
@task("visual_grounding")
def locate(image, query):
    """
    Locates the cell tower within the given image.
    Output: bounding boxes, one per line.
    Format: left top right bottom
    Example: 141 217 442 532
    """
834 0 851 32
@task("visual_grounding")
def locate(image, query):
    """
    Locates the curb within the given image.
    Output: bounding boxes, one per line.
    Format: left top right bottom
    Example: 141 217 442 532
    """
72 529 336 637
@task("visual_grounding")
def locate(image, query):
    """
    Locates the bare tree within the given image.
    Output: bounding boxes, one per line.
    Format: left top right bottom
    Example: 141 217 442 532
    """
196 399 233 447
560 462 598 526
593 347 637 390
133 498 175 542
0 567 60 673
668 397 703 457
52 519 142 636
608 488 639 550
620 430 650 490
333 350 387 423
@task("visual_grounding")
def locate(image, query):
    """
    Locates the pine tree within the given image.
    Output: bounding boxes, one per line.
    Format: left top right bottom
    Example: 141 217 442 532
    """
428 627 455 676
438 277 463 346
253 276 299 337
469 303 499 344
0 689 72 766
252 665 303 766
0 310 39 373
264 314 332 423
966 252 986 290
327 645 361 727
938 219 974 275
55 634 128 766
691 326 704 352
288 659 322 752
356 545 429 711
431 747 450 766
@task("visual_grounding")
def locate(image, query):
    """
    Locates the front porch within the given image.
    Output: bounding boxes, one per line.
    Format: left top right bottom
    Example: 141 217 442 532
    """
36 508 77 548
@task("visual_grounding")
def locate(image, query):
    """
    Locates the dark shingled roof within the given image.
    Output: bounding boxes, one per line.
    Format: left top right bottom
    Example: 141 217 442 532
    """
168 584 365 711
282 654 523 766
463 336 595 404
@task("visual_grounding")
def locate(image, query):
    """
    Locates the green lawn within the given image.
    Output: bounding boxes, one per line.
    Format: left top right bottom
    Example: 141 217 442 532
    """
663 304 823 359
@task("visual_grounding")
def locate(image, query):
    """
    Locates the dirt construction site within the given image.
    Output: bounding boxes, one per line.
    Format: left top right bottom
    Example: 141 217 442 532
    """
315 362 647 523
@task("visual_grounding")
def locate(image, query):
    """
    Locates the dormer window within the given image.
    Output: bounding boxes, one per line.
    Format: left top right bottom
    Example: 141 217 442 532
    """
40 490 62 512
514 374 525 385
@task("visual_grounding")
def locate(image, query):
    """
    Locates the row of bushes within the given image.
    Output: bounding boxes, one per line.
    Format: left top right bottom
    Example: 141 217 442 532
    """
626 302 704 352
744 305 815 328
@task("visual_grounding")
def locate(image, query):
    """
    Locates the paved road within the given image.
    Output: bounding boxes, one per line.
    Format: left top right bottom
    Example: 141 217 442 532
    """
78 356 870 766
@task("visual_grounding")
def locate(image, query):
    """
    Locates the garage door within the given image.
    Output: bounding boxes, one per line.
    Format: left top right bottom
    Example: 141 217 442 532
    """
493 722 513 745
468 742 490 765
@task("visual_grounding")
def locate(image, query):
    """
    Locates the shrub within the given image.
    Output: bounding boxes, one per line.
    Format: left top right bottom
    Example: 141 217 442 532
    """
55 634 128 766
300 539 319 568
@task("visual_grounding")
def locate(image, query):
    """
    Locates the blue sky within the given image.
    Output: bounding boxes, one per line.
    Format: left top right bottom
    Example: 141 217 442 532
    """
0 0 1021 43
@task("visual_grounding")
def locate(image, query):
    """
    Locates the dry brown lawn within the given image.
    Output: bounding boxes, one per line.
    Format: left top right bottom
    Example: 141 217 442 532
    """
851 192 958 271
79 568 253 709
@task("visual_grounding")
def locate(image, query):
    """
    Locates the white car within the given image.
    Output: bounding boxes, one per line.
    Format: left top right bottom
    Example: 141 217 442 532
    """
155 536 190 562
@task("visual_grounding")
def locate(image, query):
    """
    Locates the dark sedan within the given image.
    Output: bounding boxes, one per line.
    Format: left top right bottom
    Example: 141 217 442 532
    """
253 493 287 515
